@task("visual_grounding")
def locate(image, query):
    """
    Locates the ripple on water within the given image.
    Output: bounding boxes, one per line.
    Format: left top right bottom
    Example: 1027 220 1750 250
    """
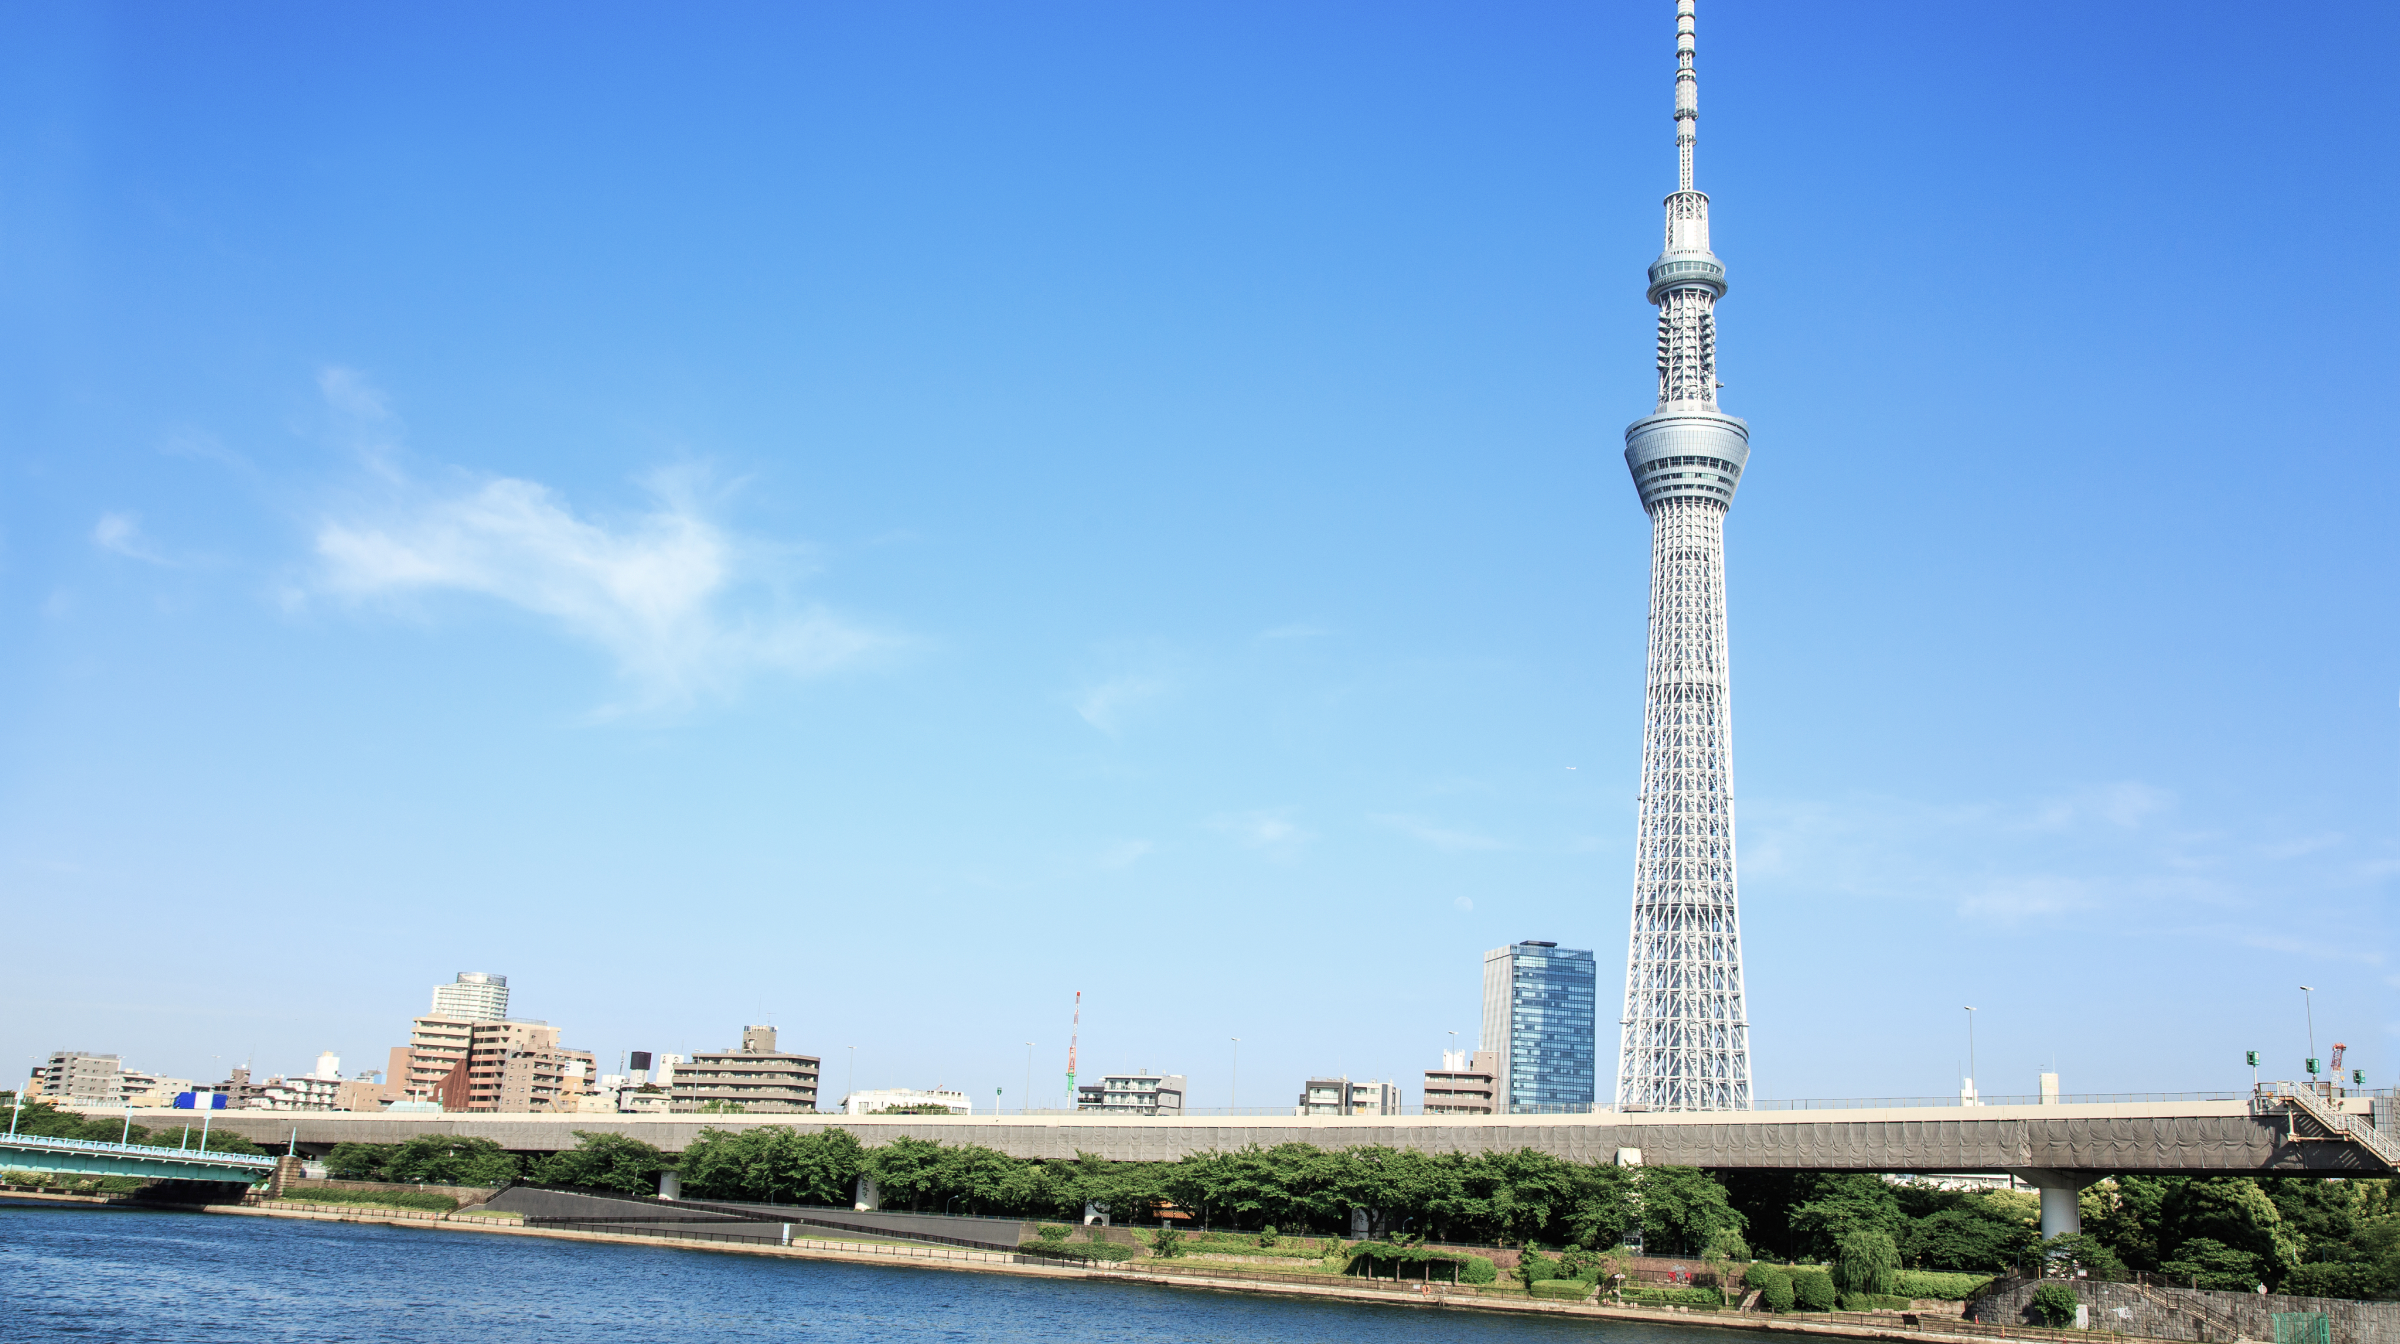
0 1205 1762 1344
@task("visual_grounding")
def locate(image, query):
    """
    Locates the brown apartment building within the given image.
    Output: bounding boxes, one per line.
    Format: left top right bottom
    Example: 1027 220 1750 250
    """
1423 1050 1499 1115
396 1016 596 1113
671 1025 820 1113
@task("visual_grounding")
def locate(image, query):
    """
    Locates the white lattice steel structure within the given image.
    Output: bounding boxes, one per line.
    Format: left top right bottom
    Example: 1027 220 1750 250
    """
1616 0 1753 1113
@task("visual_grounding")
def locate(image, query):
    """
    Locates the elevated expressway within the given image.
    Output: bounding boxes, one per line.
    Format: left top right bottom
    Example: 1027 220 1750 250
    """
110 1087 2393 1240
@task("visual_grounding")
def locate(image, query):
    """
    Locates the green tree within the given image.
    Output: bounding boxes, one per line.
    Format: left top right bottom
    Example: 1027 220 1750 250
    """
323 1142 396 1180
2159 1237 2263 1291
1638 1166 1747 1256
1788 1174 1903 1259
2029 1283 2079 1327
679 1126 863 1205
1904 1206 2034 1271
381 1135 519 1186
532 1131 668 1195
1834 1229 1901 1296
2163 1178 2299 1284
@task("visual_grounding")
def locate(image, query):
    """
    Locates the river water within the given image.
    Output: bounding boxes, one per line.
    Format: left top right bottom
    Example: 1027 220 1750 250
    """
2 1203 1751 1343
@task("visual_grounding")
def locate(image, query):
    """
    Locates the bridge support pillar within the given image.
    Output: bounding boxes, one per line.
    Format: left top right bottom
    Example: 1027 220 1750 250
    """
2006 1168 2102 1240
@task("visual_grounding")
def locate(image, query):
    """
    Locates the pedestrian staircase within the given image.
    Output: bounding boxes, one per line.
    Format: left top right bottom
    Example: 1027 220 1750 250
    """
2253 1083 2400 1172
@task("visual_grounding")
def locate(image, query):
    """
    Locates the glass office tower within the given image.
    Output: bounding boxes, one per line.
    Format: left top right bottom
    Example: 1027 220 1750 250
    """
1479 941 1597 1113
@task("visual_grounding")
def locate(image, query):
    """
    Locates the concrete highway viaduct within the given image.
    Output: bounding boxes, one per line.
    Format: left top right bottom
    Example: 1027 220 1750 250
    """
124 1087 2396 1241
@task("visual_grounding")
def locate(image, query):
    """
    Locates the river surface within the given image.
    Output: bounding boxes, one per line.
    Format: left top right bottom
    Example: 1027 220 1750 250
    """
2 1203 1753 1343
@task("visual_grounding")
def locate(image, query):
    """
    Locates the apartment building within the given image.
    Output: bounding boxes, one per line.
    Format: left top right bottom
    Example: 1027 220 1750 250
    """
1295 1076 1403 1117
41 1051 124 1107
671 1026 819 1113
1422 1049 1499 1115
1075 1073 1185 1116
430 971 510 1022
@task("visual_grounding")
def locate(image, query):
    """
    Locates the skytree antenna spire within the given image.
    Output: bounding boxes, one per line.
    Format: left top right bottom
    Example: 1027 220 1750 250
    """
1616 0 1752 1112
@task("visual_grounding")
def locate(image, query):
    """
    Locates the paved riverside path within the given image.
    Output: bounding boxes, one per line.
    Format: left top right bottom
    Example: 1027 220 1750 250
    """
109 1096 2393 1177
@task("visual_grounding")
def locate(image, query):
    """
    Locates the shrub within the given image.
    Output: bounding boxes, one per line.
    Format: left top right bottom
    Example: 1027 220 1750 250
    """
1457 1255 1498 1285
1839 1292 1913 1312
1891 1270 1994 1301
1625 1286 1725 1308
1257 1225 1278 1248
1151 1225 1185 1258
1835 1229 1901 1296
1518 1247 1559 1285
1036 1223 1070 1243
2029 1283 2079 1328
1747 1262 1795 1312
1793 1269 1837 1312
1021 1239 1139 1262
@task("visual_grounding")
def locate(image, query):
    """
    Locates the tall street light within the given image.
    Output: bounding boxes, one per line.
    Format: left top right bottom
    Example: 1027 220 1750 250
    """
1964 1007 1978 1105
2301 986 2317 1076
1230 1038 1239 1114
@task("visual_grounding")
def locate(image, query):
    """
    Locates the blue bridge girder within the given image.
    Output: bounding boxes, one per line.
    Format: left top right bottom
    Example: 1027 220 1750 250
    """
0 1132 277 1184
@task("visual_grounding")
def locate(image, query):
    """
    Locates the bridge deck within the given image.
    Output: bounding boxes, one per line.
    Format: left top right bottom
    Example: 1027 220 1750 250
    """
0 1132 279 1183
102 1097 2390 1176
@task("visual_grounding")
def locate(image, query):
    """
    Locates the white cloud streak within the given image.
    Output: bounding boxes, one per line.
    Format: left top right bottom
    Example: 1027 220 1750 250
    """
307 371 888 707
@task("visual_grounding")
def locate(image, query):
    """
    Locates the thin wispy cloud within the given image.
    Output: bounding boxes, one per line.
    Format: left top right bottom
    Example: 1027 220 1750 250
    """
1072 674 1171 735
306 370 891 708
1742 783 2394 941
1210 809 1313 856
1371 812 1509 853
92 513 172 565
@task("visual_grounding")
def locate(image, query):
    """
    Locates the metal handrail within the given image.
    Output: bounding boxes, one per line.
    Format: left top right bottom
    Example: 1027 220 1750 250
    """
0 1132 276 1168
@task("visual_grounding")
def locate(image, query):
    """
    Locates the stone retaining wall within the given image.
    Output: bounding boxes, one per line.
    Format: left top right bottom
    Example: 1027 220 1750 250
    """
1969 1277 2399 1344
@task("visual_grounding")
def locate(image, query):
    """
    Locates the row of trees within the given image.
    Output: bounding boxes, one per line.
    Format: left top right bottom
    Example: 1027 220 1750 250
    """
1722 1171 2400 1297
669 1131 1750 1252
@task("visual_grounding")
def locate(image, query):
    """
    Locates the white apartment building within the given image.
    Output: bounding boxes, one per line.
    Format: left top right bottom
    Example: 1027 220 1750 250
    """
430 971 510 1022
845 1087 973 1116
1075 1073 1185 1116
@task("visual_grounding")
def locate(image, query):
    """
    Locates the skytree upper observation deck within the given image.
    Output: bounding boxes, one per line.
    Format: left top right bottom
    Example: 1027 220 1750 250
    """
1617 0 1753 1115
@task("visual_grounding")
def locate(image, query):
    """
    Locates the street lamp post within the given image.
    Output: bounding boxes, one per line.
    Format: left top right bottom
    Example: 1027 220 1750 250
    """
1024 1043 1034 1116
1230 1038 1239 1114
2301 986 2318 1085
1964 1007 1978 1106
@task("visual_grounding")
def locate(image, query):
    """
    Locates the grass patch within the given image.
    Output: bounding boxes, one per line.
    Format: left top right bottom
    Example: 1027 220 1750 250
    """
275 1187 459 1213
1532 1279 1596 1300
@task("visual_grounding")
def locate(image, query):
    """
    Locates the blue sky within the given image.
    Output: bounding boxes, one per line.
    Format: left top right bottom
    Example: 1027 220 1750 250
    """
3 1 2394 1109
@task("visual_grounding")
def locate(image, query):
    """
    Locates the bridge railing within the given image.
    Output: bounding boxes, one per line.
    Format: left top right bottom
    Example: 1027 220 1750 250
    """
999 1092 2252 1119
0 1132 276 1169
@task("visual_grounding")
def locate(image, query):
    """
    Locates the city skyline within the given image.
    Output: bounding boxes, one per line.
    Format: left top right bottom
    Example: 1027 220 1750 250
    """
2 3 2393 1109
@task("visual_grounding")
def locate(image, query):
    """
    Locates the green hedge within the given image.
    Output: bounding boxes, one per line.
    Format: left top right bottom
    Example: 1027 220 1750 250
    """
276 1187 460 1213
1839 1292 1915 1312
1626 1286 1725 1307
1793 1269 1837 1311
1019 1239 1140 1262
1891 1270 1995 1301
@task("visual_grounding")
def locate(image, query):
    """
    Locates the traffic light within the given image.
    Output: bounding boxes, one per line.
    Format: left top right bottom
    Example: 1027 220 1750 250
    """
2306 1058 2320 1076
2246 1051 2259 1067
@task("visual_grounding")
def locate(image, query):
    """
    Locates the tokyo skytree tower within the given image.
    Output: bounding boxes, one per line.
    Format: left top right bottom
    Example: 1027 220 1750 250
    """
1615 0 1752 1112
